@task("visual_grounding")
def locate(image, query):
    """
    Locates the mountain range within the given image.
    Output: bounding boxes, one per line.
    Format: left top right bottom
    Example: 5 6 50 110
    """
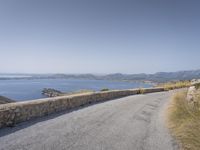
1 69 200 83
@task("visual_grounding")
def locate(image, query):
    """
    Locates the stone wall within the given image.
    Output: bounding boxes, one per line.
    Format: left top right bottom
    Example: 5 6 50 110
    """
0 87 164 128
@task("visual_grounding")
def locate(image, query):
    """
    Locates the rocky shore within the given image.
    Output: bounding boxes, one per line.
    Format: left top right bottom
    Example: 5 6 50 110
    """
0 96 15 104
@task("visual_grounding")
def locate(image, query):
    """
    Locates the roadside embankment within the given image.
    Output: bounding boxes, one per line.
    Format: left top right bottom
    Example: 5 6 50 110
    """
167 84 200 150
0 87 165 128
157 80 191 91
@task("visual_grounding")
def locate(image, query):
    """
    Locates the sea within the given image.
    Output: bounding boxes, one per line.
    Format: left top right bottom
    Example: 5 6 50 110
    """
0 79 152 101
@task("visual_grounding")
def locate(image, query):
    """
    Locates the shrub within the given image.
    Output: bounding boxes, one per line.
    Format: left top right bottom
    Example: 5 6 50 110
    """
100 88 110 92
138 88 145 94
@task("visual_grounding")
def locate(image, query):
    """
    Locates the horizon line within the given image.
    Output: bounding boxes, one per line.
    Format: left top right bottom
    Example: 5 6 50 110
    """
0 68 200 76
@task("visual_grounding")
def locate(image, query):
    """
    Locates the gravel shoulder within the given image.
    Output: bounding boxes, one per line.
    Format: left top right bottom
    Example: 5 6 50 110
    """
0 91 178 150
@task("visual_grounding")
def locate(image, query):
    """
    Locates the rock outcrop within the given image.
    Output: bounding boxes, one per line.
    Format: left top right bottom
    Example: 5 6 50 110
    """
191 79 200 85
187 86 196 102
187 80 200 108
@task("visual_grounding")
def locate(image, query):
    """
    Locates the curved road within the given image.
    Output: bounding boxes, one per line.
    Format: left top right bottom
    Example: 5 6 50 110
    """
0 91 178 150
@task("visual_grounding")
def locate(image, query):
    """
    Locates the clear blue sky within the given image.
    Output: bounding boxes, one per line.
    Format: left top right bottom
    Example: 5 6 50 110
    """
0 0 200 74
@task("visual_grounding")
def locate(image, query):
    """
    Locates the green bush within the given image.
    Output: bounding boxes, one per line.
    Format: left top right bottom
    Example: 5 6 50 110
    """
100 88 110 91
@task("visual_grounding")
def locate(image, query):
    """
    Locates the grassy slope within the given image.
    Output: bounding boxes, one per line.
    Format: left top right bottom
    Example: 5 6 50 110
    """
167 89 200 150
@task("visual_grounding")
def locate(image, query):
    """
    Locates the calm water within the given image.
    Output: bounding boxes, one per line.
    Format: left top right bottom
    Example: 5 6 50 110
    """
0 79 152 101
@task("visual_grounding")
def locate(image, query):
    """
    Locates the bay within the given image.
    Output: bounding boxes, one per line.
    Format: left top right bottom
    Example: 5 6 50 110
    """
0 79 152 101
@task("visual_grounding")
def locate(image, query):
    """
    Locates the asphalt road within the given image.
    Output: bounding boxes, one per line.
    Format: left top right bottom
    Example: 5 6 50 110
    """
0 91 179 150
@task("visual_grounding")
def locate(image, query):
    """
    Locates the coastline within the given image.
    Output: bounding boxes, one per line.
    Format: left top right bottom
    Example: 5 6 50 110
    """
0 79 152 101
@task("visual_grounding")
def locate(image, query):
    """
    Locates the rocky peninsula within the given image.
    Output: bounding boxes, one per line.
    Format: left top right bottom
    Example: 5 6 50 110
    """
0 96 15 104
42 88 63 97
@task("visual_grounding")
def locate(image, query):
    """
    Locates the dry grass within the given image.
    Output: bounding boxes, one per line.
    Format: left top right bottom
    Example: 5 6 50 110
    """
158 81 191 91
64 89 95 96
138 88 145 94
167 90 200 150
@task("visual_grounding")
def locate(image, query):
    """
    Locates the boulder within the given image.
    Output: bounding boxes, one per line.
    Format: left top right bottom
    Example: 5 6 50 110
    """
191 79 200 85
187 86 196 102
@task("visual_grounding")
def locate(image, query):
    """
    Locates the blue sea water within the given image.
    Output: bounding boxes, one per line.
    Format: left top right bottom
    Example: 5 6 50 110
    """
0 79 152 101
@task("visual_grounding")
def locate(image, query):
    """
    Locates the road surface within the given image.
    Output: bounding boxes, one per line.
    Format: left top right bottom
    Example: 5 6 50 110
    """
0 91 178 150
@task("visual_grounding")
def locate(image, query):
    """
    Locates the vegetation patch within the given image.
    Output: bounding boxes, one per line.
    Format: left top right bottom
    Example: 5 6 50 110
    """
167 90 200 150
66 89 95 96
100 88 110 91
158 81 191 91
138 88 145 94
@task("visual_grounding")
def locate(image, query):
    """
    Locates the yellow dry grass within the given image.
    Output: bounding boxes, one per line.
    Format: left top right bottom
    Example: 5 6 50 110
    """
167 90 200 150
159 81 191 91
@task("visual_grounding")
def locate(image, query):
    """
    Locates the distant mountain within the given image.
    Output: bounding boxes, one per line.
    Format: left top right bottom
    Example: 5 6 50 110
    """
104 70 200 82
1 69 200 83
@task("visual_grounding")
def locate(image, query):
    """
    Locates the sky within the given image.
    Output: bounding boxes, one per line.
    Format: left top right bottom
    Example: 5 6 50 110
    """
0 0 200 74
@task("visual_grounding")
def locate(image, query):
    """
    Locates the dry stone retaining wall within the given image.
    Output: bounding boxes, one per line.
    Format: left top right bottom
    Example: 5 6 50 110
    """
0 87 164 128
